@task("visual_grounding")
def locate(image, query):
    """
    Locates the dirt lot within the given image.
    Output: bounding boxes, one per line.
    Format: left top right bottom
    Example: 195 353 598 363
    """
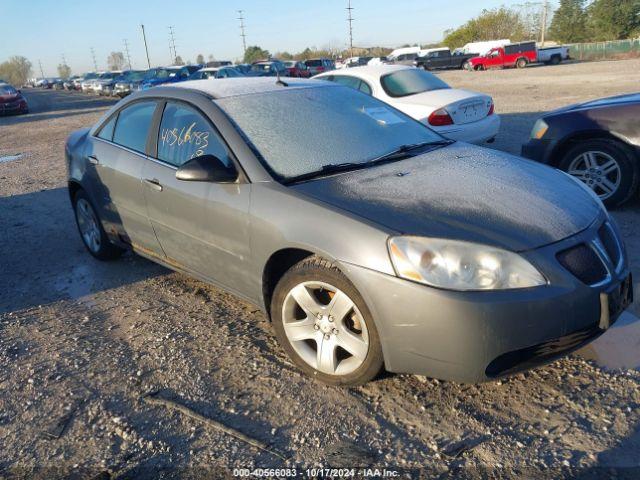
1 60 639 479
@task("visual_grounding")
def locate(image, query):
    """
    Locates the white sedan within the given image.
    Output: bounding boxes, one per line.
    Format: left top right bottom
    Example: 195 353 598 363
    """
314 65 500 144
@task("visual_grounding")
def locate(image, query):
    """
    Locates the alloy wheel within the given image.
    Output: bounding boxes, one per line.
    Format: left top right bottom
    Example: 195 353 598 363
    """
567 150 621 201
75 198 101 253
281 281 369 376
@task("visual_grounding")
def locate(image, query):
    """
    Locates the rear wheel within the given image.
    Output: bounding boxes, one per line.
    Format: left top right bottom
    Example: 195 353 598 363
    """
73 190 124 260
550 55 561 65
559 139 639 208
271 257 383 386
516 58 528 69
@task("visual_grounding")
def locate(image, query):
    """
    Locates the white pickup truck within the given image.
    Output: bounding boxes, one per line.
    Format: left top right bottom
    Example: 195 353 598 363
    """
537 45 571 65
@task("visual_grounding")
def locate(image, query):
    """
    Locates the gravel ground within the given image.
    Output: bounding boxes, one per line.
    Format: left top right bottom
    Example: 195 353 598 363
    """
1 60 639 479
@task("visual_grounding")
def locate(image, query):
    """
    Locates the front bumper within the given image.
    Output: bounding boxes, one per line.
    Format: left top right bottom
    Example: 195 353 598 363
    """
521 138 557 165
435 113 501 144
340 214 631 383
0 101 27 115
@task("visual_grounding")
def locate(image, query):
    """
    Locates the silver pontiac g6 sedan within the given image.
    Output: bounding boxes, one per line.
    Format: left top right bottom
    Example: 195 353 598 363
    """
66 78 632 386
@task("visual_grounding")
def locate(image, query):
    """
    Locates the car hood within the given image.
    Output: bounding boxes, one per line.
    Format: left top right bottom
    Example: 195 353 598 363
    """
291 143 601 251
548 92 640 115
0 94 20 103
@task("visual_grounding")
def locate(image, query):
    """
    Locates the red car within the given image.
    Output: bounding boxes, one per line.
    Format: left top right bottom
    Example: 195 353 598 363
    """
283 60 311 78
468 41 537 70
0 84 28 115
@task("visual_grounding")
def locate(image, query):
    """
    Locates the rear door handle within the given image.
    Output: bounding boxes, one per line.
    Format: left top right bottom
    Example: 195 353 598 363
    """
87 155 99 165
144 178 163 192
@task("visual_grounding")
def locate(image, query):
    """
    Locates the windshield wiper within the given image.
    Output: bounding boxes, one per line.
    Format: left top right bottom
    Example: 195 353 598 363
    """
283 139 454 185
368 140 454 164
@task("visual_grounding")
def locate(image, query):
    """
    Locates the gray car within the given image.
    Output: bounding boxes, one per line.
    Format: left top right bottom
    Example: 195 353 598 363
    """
65 78 633 386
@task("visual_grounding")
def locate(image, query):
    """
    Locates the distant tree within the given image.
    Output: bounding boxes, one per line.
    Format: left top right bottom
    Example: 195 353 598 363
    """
208 54 215 61
107 51 126 70
443 7 528 49
174 55 185 65
0 56 32 85
196 54 205 64
587 0 640 40
57 63 71 79
547 0 588 43
243 45 270 63
274 51 294 60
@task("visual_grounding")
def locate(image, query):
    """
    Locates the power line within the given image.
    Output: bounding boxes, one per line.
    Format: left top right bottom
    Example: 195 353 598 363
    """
123 39 132 70
90 47 98 71
346 0 354 59
169 26 178 64
141 24 151 69
238 10 247 55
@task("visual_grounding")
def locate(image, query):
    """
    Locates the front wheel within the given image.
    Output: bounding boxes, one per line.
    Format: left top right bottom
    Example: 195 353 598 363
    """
271 257 383 386
559 139 639 208
516 58 528 69
73 190 124 260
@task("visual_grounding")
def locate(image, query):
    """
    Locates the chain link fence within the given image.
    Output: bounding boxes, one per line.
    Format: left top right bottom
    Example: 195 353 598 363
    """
566 38 640 61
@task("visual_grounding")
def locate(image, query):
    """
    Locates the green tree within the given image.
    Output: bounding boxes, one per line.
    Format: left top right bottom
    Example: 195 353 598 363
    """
243 46 270 63
274 51 294 60
548 0 588 43
587 0 640 40
57 63 71 79
174 55 185 65
0 56 32 85
443 7 528 49
196 54 205 64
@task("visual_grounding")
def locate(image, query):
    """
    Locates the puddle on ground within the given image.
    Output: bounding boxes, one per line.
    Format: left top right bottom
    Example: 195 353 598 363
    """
0 153 23 164
577 311 640 371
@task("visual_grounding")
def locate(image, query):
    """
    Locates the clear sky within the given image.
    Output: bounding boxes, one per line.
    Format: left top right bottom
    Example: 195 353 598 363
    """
3 0 525 76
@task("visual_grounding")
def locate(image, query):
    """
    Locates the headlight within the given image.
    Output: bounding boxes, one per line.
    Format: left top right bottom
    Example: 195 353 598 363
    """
388 237 546 291
530 119 549 139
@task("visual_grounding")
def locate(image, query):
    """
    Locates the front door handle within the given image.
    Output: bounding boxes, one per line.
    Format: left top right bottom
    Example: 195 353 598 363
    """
144 178 163 192
87 155 99 165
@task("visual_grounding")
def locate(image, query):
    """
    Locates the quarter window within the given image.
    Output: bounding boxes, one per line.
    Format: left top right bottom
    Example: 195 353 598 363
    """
112 101 157 153
97 115 117 141
157 102 232 168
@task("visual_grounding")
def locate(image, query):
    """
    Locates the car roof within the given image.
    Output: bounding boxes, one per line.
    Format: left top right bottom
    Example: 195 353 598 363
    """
167 77 337 99
315 64 412 82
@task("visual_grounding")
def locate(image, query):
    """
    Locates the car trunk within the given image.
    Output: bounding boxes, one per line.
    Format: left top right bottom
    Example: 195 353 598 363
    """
391 89 491 125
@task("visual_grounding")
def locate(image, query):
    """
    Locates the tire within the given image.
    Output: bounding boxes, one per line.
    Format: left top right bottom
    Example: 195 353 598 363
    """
271 256 384 386
558 138 639 208
72 189 124 260
516 58 528 69
474 65 485 71
550 55 561 65
462 61 470 70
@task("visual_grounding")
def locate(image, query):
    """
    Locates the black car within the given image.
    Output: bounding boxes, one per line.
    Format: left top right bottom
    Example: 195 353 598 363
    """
247 61 288 77
522 93 640 208
415 48 478 70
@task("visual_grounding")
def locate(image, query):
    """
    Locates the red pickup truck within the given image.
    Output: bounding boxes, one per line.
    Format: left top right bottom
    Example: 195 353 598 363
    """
468 42 537 70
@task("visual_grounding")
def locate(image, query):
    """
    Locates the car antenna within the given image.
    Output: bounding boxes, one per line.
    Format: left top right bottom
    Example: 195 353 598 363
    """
276 69 288 87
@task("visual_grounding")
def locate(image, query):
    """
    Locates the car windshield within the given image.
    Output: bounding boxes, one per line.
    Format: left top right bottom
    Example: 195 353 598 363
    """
380 69 450 98
83 73 98 80
305 60 322 66
127 71 146 81
0 85 17 95
284 61 296 67
99 73 116 79
251 63 272 72
217 85 443 181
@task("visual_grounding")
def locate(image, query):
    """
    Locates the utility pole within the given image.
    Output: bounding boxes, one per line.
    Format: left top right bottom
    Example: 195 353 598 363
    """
540 1 548 46
346 0 355 59
238 10 247 56
141 24 151 69
168 26 177 64
123 39 132 69
38 60 45 79
90 47 98 71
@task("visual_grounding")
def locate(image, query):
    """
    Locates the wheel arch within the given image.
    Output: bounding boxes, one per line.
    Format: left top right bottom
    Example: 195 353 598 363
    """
68 179 84 204
261 247 317 318
549 130 639 168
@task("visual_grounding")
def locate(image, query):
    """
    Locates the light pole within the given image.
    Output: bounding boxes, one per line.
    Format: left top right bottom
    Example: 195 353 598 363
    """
141 24 151 69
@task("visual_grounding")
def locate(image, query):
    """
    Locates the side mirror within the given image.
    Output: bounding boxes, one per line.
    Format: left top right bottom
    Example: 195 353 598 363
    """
175 155 238 183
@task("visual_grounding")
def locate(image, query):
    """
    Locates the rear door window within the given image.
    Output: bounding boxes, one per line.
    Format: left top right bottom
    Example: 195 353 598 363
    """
331 75 362 90
157 102 232 168
112 101 157 153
